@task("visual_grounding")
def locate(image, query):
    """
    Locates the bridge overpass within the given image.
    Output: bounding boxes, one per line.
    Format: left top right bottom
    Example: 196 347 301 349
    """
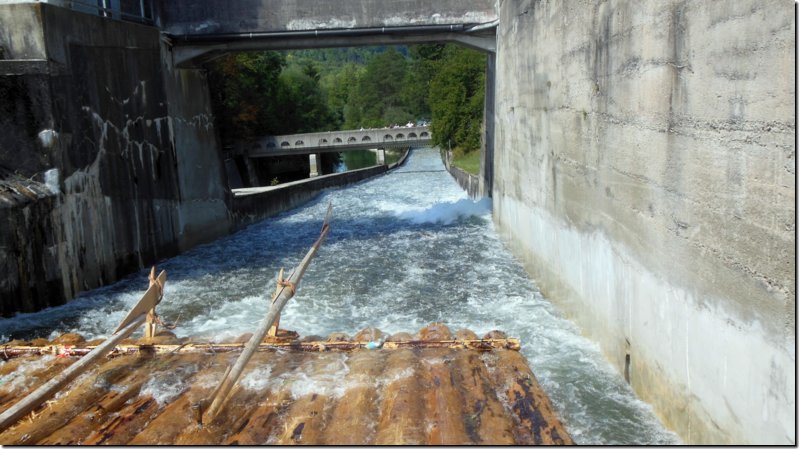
235 125 431 176
239 126 431 157
154 0 498 67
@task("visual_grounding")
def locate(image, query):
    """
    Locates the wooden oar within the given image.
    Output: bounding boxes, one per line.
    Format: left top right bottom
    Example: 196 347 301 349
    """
203 203 333 421
0 269 166 433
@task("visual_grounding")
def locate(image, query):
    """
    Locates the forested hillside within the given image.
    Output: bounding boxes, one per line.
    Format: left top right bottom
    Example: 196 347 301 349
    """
207 44 486 157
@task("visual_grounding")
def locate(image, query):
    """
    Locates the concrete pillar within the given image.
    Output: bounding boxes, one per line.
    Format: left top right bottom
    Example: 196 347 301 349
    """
243 156 260 187
376 148 385 165
309 153 320 177
480 52 495 198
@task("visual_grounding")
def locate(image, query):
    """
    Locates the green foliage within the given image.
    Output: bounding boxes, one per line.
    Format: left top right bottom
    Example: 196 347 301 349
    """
207 44 486 153
451 148 481 175
344 48 414 129
207 51 286 141
428 46 485 152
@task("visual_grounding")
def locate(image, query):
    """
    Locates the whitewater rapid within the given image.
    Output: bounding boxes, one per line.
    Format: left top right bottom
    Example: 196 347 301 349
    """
0 148 679 444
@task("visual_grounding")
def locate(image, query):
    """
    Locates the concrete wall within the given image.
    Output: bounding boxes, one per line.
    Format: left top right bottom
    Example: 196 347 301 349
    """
491 0 794 444
0 3 232 314
154 0 497 35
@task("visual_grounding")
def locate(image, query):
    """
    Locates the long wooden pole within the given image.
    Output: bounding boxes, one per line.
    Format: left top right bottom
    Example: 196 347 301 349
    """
0 338 522 358
0 268 166 433
0 315 146 433
204 205 332 421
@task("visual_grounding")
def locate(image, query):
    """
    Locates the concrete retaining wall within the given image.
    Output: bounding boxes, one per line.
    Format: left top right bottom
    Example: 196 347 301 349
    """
492 0 794 444
443 151 482 199
232 165 389 228
0 3 232 314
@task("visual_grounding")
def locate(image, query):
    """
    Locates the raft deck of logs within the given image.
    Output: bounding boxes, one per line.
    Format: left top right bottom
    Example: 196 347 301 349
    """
0 324 572 445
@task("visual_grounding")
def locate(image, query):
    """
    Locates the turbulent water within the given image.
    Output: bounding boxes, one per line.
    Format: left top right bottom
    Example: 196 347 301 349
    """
0 148 679 445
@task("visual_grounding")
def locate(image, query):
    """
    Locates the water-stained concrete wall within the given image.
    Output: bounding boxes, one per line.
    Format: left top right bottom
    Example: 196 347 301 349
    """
491 0 794 444
0 3 231 314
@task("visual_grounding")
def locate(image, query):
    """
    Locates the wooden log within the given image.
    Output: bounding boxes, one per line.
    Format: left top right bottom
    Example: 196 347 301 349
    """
0 315 147 433
82 396 162 445
223 352 306 444
322 350 387 444
36 356 157 445
204 206 332 421
272 352 342 444
174 352 294 445
83 355 212 445
125 353 222 445
0 357 73 412
450 350 516 444
489 350 574 445
418 348 471 445
0 338 520 359
373 349 426 444
0 354 145 444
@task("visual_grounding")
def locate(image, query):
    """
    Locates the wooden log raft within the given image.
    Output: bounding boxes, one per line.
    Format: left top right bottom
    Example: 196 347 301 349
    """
0 323 573 445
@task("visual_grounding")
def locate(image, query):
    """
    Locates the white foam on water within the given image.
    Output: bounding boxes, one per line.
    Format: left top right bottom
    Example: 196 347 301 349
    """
396 197 492 225
141 363 198 405
240 365 274 392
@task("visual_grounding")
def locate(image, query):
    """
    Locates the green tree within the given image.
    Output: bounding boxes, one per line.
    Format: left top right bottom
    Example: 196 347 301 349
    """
344 47 414 128
428 46 486 152
207 51 286 142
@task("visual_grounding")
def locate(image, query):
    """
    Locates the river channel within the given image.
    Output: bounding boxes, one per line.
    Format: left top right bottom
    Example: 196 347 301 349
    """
0 148 679 444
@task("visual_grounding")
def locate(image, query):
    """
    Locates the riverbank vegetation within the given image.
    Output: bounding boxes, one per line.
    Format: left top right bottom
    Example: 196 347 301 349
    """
207 44 487 160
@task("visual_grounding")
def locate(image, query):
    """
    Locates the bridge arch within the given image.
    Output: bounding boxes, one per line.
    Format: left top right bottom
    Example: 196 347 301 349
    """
408 132 417 138
420 131 429 138
334 137 342 143
362 136 371 141
319 138 328 145
384 134 394 141
395 133 405 139
267 142 276 148
281 141 290 147
348 137 357 143
295 140 305 146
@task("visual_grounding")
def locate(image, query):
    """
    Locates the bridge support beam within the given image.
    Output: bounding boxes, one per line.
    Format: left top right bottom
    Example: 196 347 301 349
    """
376 148 385 165
309 153 320 177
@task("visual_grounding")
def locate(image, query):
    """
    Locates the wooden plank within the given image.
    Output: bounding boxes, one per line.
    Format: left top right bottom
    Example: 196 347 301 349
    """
114 270 166 333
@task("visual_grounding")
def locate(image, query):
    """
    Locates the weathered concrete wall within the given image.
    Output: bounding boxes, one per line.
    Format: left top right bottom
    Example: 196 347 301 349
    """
154 0 497 35
492 0 794 444
0 3 231 314
159 44 232 251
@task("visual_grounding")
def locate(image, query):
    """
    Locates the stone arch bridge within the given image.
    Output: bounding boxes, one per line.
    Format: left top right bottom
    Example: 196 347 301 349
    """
237 126 431 158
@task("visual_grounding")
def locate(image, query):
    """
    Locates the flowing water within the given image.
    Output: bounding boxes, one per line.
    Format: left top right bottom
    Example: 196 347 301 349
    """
0 148 680 445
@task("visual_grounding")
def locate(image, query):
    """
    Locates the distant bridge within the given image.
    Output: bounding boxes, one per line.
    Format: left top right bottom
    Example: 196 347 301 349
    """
239 126 432 158
234 125 432 177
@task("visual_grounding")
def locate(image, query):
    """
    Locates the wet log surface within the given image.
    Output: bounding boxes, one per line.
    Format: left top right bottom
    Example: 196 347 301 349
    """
0 323 573 445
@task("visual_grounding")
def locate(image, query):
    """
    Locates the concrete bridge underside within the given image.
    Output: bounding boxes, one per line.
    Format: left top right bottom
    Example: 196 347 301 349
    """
153 0 497 66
